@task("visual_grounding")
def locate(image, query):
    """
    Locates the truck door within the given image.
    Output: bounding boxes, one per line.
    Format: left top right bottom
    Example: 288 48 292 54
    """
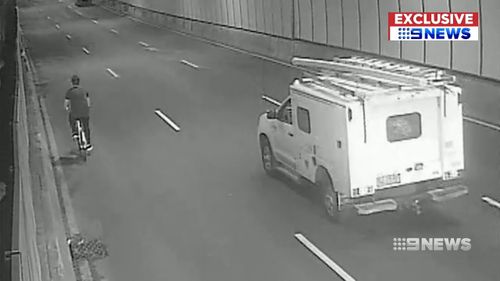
293 104 315 181
368 96 442 188
273 98 297 169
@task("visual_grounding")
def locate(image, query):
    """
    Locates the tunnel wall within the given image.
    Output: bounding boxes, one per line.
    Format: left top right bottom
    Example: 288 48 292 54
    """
114 0 500 81
0 0 15 279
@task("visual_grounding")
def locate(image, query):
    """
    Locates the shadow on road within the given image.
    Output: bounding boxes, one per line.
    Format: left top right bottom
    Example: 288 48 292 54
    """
53 150 87 165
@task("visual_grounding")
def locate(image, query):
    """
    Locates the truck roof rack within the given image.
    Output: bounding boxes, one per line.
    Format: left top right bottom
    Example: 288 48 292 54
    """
292 56 456 88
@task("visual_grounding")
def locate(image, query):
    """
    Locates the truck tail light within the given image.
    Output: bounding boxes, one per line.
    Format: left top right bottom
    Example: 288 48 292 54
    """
353 188 360 196
444 170 460 180
353 186 374 197
366 186 374 194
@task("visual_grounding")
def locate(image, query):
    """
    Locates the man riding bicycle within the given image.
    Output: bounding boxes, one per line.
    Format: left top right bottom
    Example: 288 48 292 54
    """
65 74 93 151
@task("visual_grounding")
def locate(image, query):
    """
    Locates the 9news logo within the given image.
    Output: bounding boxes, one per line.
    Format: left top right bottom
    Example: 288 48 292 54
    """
389 12 479 41
393 237 472 251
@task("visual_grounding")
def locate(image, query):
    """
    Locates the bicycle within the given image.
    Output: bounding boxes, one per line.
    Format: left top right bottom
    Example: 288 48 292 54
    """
74 119 88 161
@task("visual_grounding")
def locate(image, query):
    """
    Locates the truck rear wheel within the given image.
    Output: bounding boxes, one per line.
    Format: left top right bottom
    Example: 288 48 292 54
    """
316 169 340 222
260 136 276 175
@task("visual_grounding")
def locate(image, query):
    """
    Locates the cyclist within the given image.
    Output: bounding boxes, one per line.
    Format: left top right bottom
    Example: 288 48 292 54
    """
65 74 93 151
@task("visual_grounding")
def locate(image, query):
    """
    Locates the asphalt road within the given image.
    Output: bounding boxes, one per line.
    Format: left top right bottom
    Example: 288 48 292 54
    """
20 1 500 281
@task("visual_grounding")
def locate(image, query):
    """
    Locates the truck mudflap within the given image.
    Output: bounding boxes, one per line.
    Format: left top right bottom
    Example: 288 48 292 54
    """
353 184 468 215
427 185 469 202
354 199 398 215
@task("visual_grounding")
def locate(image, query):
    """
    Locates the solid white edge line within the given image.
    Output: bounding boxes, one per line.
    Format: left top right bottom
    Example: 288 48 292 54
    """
82 47 90 55
138 41 149 47
262 95 281 106
154 110 181 132
482 196 500 210
463 116 500 132
180 59 199 69
106 68 120 79
294 233 356 281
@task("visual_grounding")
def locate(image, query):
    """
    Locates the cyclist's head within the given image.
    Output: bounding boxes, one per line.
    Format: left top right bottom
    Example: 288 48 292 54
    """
71 74 80 86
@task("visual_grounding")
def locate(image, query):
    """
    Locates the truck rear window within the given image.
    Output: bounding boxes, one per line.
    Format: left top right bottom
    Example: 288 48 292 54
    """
386 113 422 142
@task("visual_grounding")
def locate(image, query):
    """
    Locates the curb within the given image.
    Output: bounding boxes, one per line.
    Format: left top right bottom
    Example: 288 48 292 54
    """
22 44 77 281
20 31 93 281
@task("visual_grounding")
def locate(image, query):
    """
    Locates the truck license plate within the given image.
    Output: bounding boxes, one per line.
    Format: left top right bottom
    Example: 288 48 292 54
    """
377 174 401 187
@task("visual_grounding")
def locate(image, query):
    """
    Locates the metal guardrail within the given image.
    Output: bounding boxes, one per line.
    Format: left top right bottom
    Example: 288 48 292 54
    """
10 6 42 281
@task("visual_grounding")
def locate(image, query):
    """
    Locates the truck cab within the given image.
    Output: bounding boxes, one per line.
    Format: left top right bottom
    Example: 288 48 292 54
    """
258 56 468 221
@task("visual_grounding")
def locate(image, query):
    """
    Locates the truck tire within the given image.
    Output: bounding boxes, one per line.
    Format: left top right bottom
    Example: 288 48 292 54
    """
316 169 341 222
260 136 276 175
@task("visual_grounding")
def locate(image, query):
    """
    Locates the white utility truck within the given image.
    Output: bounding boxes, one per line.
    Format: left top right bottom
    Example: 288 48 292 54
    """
258 56 468 220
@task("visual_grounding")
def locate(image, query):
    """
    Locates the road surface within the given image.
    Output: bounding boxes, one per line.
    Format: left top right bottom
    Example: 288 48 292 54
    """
20 0 500 280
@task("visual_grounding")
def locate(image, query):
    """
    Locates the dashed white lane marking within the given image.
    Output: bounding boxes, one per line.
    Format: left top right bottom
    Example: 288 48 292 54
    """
67 5 72 9
180 59 199 69
55 24 60 29
482 196 500 210
91 19 98 24
262 95 281 106
294 233 356 281
463 116 500 132
47 16 51 20
154 109 181 132
65 34 72 40
106 68 120 79
82 47 90 55
110 29 119 34
145 47 159 52
138 41 149 47
76 11 83 16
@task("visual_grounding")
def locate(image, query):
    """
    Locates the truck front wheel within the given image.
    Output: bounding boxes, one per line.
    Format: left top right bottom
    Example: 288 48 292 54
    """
260 136 276 175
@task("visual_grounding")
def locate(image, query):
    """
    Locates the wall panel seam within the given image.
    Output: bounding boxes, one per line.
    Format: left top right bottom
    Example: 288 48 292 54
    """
422 0 426 63
376 0 380 53
357 0 361 50
478 0 483 76
341 0 345 47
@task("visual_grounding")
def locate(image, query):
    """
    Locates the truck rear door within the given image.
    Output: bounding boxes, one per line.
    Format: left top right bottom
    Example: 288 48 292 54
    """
366 93 443 189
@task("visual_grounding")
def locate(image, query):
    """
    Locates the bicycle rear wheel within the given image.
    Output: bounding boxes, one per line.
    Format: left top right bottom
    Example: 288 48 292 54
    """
76 120 87 161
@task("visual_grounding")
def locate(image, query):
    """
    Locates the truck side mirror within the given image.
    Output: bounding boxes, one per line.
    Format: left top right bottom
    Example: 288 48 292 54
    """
266 110 277 119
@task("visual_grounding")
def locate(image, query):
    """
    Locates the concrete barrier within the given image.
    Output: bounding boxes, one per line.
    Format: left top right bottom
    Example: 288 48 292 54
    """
11 7 42 281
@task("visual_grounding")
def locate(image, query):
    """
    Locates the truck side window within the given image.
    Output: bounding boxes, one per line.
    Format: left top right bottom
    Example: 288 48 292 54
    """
277 99 293 124
297 107 311 133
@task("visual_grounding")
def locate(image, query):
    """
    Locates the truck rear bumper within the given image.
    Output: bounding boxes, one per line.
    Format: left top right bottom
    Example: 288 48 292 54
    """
351 183 468 215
